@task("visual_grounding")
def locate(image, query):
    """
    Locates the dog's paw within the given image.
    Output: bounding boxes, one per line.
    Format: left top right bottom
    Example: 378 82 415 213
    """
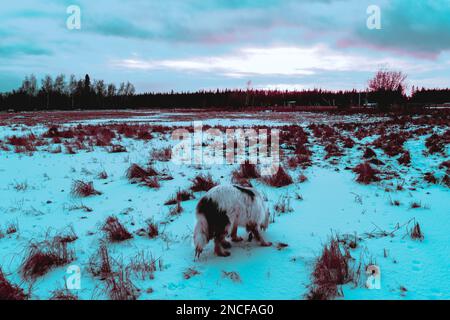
260 241 272 247
232 236 243 243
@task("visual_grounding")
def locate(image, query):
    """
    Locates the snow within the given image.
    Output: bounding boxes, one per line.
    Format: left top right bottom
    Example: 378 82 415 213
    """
0 110 448 300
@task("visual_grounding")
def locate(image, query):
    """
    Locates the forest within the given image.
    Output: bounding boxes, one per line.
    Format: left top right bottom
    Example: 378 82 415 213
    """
1 72 449 111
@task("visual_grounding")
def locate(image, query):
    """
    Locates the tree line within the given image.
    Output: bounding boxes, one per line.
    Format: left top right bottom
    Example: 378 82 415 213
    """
0 71 449 111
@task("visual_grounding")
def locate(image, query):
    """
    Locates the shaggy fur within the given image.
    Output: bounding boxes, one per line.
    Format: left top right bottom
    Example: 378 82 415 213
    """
194 185 271 258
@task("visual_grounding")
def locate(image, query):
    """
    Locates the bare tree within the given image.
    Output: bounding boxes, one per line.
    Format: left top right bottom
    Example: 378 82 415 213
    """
107 83 116 96
41 75 54 109
20 74 37 96
368 69 407 94
94 80 107 97
368 69 407 110
53 74 66 94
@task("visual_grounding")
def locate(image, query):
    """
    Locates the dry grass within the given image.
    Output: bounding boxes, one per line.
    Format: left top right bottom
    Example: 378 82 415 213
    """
353 162 380 184
88 244 112 280
164 189 195 205
98 170 108 180
183 267 200 280
424 172 438 184
102 216 133 242
306 238 352 300
50 288 78 300
21 238 75 280
261 166 293 188
398 151 411 165
274 195 293 214
71 180 102 197
126 164 160 188
145 219 159 239
190 173 218 192
128 251 157 280
106 265 139 300
151 147 172 162
409 222 424 241
126 164 151 182
0 268 27 300
232 161 261 179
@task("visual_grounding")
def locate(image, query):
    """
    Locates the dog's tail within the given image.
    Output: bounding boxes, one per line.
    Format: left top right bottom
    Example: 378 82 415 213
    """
194 212 209 258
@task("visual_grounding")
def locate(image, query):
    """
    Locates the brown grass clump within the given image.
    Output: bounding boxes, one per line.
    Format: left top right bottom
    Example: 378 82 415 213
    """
126 164 159 188
353 162 380 184
50 288 78 300
106 265 139 300
102 216 133 242
190 173 218 192
306 238 352 300
232 161 261 179
71 180 102 197
126 164 150 182
298 174 308 183
262 166 293 188
128 251 157 280
145 219 159 239
183 267 200 280
410 201 422 209
398 151 411 166
98 170 108 180
88 244 112 280
363 147 377 159
324 144 343 159
373 133 408 157
151 147 172 162
409 222 424 241
443 174 450 188
424 172 438 184
0 268 27 300
21 238 75 280
274 195 293 214
164 189 195 205
425 133 448 155
143 177 161 189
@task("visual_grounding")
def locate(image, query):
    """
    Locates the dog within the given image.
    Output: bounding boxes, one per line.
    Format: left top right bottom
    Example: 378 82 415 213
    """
194 184 271 258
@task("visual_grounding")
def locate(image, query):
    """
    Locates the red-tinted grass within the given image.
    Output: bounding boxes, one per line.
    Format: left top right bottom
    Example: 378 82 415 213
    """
150 147 172 162
21 238 75 280
71 180 102 197
190 173 218 192
0 268 27 300
102 216 133 242
353 162 380 184
306 238 352 300
262 167 293 188
410 222 424 241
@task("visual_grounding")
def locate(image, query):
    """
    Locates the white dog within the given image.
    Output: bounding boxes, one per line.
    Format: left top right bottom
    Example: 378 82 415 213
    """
194 185 271 258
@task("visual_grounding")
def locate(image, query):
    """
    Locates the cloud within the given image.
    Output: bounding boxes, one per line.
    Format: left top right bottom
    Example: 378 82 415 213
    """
112 45 427 77
0 43 51 57
88 18 155 39
354 0 450 57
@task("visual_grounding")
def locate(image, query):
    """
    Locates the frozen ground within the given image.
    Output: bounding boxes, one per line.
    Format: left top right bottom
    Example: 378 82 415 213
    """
0 110 448 300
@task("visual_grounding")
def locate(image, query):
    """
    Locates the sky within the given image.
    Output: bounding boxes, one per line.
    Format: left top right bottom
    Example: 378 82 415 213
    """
1 0 450 93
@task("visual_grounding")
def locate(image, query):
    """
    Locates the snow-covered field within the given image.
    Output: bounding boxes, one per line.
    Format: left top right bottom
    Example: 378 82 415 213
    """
0 110 448 300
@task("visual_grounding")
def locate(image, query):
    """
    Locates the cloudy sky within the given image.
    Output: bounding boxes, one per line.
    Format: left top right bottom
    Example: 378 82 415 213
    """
1 0 450 93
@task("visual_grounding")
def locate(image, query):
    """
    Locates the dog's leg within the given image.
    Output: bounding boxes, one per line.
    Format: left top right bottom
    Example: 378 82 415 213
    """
214 235 231 257
231 221 243 242
221 239 232 249
251 226 272 247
